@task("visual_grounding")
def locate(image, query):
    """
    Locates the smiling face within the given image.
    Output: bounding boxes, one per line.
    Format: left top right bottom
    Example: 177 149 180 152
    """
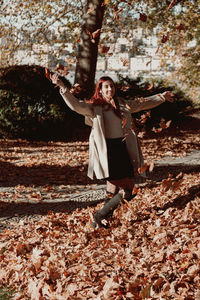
101 80 116 102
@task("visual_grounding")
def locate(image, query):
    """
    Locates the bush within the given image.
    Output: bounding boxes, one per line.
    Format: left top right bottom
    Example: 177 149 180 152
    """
0 65 84 140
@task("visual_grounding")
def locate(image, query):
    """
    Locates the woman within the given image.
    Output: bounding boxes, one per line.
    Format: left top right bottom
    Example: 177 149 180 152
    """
50 74 174 228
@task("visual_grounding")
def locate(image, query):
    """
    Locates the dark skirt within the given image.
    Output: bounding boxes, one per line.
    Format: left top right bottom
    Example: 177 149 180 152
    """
105 137 134 180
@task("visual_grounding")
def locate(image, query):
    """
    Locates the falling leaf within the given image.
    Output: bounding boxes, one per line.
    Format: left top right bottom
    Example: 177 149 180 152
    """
55 63 69 76
99 45 110 54
66 58 74 65
161 33 169 43
45 68 51 80
138 163 148 174
155 45 160 54
132 185 138 195
87 4 95 14
146 59 152 66
167 0 177 11
120 57 129 66
113 5 123 20
122 117 127 127
140 284 152 298
102 0 110 6
176 24 186 31
139 12 147 22
86 28 101 43
147 82 154 90
121 86 131 92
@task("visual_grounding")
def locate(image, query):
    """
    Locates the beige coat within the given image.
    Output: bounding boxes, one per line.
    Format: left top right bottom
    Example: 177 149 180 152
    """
60 89 166 180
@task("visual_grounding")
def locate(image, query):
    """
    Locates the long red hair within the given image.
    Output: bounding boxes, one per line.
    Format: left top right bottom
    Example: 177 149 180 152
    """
86 76 121 117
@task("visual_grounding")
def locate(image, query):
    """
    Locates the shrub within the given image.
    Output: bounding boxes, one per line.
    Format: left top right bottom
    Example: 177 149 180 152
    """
0 65 84 140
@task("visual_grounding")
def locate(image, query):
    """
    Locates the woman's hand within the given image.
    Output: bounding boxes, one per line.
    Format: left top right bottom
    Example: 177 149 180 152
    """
50 73 66 89
163 91 174 102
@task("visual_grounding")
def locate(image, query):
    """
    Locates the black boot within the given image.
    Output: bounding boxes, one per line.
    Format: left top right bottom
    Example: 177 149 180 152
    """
92 193 123 228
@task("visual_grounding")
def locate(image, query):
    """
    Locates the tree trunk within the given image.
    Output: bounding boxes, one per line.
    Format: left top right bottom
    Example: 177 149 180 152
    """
74 0 105 98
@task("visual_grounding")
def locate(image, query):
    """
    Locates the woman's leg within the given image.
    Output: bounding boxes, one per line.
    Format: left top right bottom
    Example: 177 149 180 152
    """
92 177 135 228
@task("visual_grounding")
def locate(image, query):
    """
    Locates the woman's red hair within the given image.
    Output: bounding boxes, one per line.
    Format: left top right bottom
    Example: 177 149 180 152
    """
85 76 122 117
90 76 116 105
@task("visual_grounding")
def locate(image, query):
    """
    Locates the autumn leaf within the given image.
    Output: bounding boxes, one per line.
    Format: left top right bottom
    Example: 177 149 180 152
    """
122 117 127 127
120 57 129 66
176 23 186 31
138 163 148 174
162 178 172 191
66 58 74 65
102 0 110 6
55 63 69 76
139 12 147 22
147 82 154 90
146 59 152 66
86 29 101 43
87 4 95 14
99 45 110 54
155 45 160 54
167 0 177 11
113 5 123 20
132 185 138 195
45 68 51 80
161 33 170 43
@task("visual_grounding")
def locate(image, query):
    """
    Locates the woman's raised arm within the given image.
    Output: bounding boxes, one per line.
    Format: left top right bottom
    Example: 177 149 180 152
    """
50 73 94 118
126 91 174 113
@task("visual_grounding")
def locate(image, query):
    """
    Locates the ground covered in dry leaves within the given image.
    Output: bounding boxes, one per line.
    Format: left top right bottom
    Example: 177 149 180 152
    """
0 117 200 299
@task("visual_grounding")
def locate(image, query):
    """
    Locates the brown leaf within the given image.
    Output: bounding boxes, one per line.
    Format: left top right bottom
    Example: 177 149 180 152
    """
55 64 69 76
45 68 51 80
16 243 28 256
139 12 147 22
113 5 123 20
132 185 138 195
167 0 177 11
102 0 110 6
120 57 129 66
147 82 154 90
146 60 152 66
86 29 101 43
162 178 172 191
122 117 127 127
138 163 148 174
161 33 170 43
87 4 95 14
99 45 110 54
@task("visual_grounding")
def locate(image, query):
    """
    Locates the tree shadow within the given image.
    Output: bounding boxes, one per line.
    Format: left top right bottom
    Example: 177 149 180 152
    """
148 163 200 182
0 197 104 219
0 160 100 187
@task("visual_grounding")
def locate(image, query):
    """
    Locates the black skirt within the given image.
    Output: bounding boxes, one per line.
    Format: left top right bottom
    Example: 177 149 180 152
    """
105 137 134 180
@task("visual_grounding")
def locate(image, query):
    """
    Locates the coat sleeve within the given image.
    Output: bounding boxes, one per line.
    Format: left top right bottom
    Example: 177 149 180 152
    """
126 92 166 113
60 88 94 118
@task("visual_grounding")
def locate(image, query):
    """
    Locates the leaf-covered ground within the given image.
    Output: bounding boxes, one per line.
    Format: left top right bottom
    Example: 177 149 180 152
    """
0 117 200 299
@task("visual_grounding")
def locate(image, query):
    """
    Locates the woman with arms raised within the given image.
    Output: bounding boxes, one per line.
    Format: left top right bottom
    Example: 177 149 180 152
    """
50 74 173 228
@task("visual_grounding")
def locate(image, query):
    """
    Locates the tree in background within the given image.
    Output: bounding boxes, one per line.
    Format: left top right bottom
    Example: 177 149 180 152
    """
0 0 199 99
